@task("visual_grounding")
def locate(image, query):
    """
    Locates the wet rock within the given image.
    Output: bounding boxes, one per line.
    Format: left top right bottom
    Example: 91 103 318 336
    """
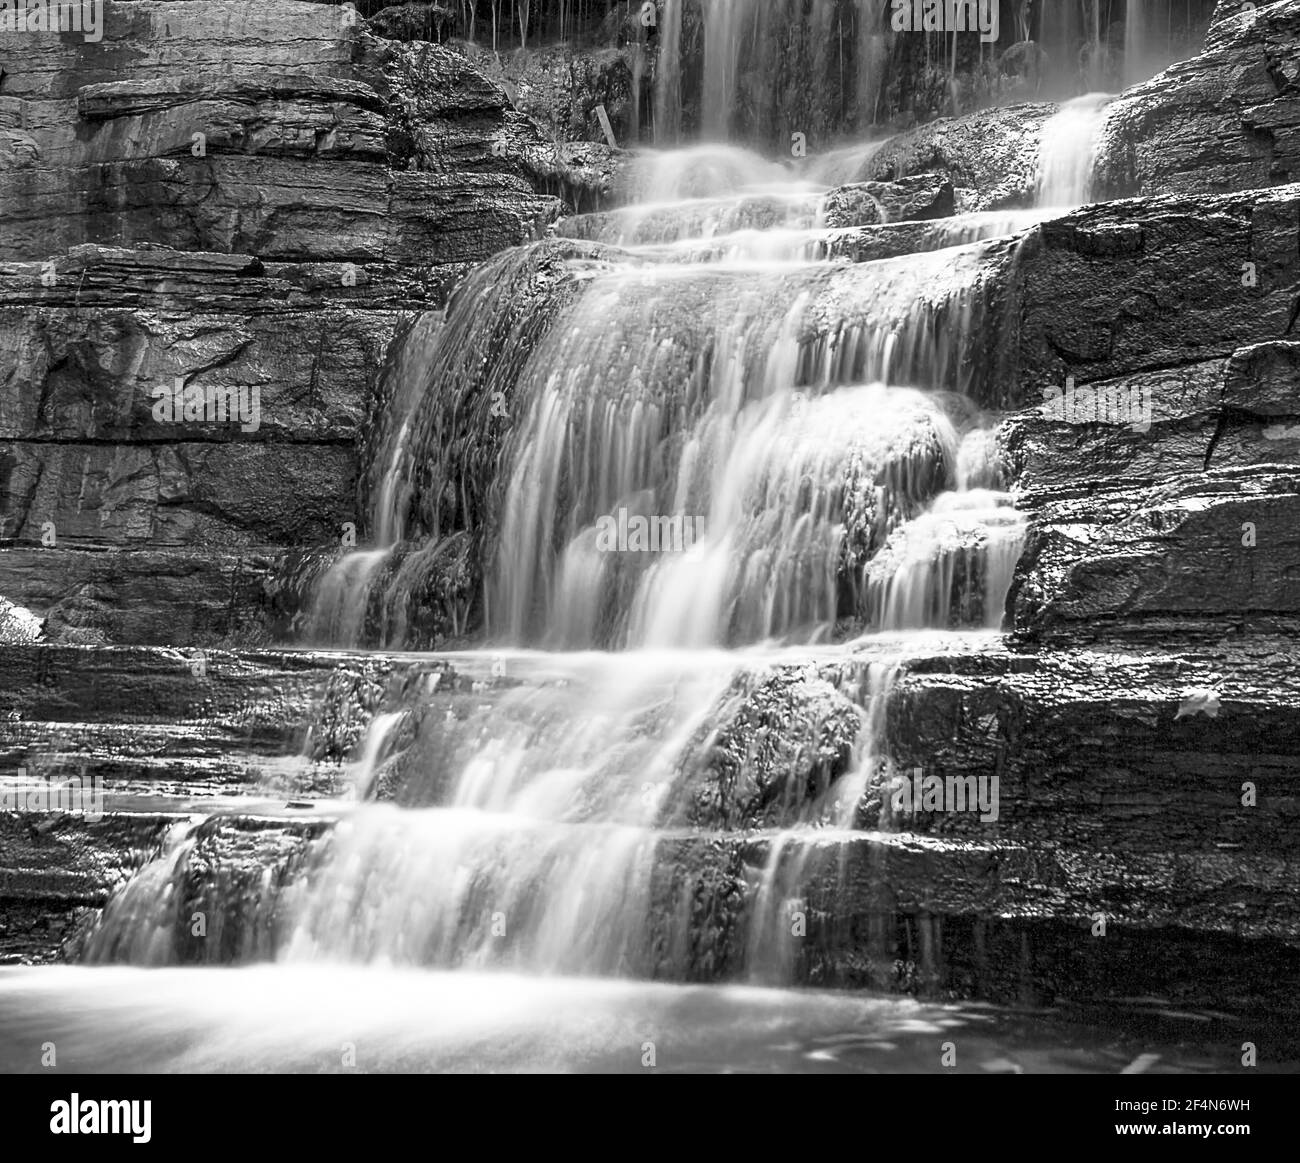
0 2 564 646
647 837 750 981
816 212 1039 263
0 1 559 262
73 814 331 965
337 175 1293 647
1001 330 1300 642
866 103 1057 211
522 140 637 212
0 0 1295 1031
322 532 477 651
0 812 174 964
1096 0 1300 199
1010 468 1300 642
1224 340 1300 417
998 183 1300 409
302 659 393 764
349 238 638 647
0 548 285 648
666 667 863 831
0 644 408 792
556 191 823 244
554 175 955 249
453 39 639 147
821 175 956 228
0 637 1294 1017
864 504 1023 630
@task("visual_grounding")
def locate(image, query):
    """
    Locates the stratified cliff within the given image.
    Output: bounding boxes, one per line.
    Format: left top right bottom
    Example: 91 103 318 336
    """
0 0 560 645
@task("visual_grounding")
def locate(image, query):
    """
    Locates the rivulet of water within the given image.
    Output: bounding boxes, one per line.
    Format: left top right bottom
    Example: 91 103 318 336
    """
1037 93 1114 208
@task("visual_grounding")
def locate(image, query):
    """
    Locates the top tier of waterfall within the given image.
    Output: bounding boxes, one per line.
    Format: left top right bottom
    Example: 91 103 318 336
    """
651 0 1212 148
300 4 1181 658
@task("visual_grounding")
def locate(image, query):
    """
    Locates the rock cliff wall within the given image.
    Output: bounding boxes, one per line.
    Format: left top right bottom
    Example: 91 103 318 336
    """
0 0 560 645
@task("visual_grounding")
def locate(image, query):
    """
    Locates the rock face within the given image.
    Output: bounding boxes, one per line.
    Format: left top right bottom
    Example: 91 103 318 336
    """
1096 0 1300 198
452 38 640 147
821 175 956 227
0 1 558 262
0 0 561 646
0 598 41 644
863 103 1057 211
998 187 1300 644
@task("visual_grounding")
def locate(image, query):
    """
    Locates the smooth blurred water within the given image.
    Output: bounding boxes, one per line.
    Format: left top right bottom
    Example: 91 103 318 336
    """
1037 94 1114 208
0 966 1253 1074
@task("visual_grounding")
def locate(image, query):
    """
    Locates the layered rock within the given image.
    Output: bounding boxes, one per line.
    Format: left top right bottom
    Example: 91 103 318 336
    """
1096 0 1300 198
0 641 457 962
0 1 562 645
4 638 1295 1039
820 174 956 227
0 1 558 261
998 189 1300 642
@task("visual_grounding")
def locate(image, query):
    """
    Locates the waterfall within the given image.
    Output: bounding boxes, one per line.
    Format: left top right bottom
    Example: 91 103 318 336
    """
1123 0 1210 89
484 239 1008 649
1038 0 1079 82
701 0 745 140
744 657 898 985
84 127 1039 990
348 710 406 800
855 1 892 127
867 425 1023 631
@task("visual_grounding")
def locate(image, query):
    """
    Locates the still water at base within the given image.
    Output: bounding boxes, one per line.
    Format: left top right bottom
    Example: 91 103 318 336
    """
0 965 1258 1074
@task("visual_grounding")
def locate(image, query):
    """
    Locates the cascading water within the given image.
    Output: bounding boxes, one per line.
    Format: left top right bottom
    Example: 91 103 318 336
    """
1125 0 1147 88
646 0 1209 151
643 0 1214 153
654 0 894 146
1123 0 1216 89
700 0 743 140
655 0 684 144
77 86 1137 1009
1036 92 1114 208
